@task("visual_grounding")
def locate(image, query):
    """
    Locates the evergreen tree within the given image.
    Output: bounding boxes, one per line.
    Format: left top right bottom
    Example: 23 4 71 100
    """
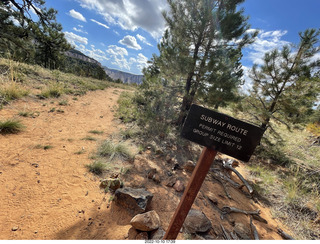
0 0 70 69
0 1 35 61
157 0 257 126
244 29 320 135
30 8 70 69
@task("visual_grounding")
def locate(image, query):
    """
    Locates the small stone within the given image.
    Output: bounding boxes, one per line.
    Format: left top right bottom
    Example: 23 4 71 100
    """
152 174 161 184
184 160 196 173
12 226 19 231
164 176 177 187
173 180 185 192
100 178 122 191
32 163 39 168
130 210 161 231
110 173 119 179
147 168 157 179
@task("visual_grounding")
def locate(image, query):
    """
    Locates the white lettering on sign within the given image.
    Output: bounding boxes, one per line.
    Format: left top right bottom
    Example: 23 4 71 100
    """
200 115 249 136
181 104 264 162
226 124 248 136
216 130 241 143
200 115 226 127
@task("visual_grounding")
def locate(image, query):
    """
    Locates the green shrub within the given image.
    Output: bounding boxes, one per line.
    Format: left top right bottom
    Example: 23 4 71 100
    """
116 92 138 123
86 160 107 175
0 119 25 134
40 83 65 98
0 82 29 104
81 136 97 141
88 130 104 135
97 140 134 161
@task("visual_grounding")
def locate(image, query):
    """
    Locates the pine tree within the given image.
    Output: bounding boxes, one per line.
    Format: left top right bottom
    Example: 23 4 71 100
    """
30 8 70 69
157 0 257 126
0 1 35 61
0 0 70 68
244 29 320 135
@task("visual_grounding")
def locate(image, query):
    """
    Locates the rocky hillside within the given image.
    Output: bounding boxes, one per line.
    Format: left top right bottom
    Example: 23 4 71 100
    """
104 66 143 85
65 49 102 67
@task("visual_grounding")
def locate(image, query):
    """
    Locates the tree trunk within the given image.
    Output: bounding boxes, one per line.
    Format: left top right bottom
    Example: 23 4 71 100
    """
176 35 213 127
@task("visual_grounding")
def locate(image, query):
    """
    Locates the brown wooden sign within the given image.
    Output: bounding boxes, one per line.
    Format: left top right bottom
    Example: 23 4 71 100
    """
181 104 264 162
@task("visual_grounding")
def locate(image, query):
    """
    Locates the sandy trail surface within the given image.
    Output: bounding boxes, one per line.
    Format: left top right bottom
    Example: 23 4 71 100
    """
0 88 131 239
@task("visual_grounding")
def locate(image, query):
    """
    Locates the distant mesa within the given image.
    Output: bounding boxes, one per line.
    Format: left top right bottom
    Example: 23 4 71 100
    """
104 66 143 85
65 49 102 67
65 48 143 85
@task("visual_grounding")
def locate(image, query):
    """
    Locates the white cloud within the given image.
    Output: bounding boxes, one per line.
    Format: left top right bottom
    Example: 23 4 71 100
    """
69 9 87 22
136 53 148 70
245 29 289 65
64 31 88 46
90 19 110 29
106 45 130 70
73 27 88 34
119 35 141 50
136 34 153 47
106 45 128 57
75 0 167 39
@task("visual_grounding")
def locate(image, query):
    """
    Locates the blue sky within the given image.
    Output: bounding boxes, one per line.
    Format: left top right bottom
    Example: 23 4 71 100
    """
44 0 319 76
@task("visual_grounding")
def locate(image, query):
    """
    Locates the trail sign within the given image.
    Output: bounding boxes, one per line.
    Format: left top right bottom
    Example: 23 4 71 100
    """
163 104 264 240
181 104 264 162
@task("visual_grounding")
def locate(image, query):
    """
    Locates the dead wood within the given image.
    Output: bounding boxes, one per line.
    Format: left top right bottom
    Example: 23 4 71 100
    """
220 224 231 240
221 206 260 216
211 174 232 199
211 170 241 188
252 214 268 224
230 231 239 240
223 159 253 194
250 216 259 240
277 228 295 240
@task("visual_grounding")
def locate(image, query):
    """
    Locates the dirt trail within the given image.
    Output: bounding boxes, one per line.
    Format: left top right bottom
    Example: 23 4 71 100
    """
0 87 292 240
0 88 131 239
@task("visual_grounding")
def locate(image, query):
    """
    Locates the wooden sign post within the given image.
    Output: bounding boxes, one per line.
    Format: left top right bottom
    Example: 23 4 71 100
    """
163 104 264 240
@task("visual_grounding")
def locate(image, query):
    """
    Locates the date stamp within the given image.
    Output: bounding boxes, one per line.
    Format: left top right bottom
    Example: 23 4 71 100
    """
145 240 175 243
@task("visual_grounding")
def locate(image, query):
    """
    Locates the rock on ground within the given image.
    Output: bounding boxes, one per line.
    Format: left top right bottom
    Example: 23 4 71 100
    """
114 187 153 214
150 227 165 240
173 180 185 192
130 210 161 231
183 209 212 234
100 178 122 191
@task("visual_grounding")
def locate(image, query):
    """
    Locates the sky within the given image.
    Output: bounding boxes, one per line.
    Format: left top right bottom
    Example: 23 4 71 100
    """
44 0 320 79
